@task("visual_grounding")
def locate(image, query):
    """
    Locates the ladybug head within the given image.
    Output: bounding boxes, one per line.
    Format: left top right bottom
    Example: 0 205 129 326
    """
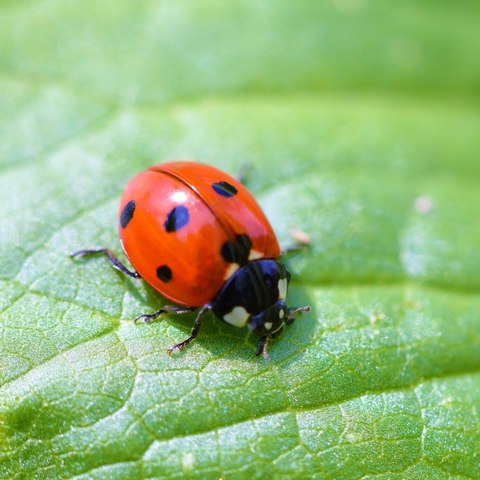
247 299 289 337
212 259 310 358
246 298 310 340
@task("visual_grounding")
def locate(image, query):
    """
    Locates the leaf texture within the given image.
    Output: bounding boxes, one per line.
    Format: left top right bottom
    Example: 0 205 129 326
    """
0 1 479 479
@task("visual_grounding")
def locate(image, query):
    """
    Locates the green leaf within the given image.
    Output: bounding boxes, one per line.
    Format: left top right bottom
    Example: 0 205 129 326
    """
1 1 480 479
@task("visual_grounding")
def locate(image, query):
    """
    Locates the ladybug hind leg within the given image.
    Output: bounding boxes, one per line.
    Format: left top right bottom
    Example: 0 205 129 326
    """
70 247 140 279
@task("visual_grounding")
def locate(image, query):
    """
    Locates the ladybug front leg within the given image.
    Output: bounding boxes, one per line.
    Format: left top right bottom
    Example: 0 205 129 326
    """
70 248 140 278
167 304 212 355
256 335 271 361
286 305 311 325
254 305 311 361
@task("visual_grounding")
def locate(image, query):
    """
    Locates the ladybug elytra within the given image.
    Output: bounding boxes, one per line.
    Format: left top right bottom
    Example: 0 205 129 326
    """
72 161 310 359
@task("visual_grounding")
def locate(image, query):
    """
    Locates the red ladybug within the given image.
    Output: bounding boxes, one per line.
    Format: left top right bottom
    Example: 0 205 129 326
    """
72 161 309 359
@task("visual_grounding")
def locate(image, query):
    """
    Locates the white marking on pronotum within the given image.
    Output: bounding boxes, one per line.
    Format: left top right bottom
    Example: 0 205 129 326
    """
278 278 288 300
223 263 239 280
248 249 263 260
223 306 250 327
279 309 285 319
265 322 273 330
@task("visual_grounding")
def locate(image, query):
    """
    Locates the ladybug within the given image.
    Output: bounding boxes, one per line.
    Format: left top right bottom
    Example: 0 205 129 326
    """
71 161 310 360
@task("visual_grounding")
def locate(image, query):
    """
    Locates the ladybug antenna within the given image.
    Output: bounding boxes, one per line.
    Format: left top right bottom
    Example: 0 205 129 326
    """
286 305 311 325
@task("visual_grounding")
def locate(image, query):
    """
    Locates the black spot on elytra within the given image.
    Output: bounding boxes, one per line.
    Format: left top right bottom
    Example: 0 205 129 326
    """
164 205 189 232
212 181 238 198
156 265 172 282
221 234 252 265
120 200 135 228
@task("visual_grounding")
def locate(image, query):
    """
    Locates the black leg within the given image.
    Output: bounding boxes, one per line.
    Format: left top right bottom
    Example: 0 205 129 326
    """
256 335 271 361
70 247 140 279
286 305 311 325
134 305 197 324
167 304 211 355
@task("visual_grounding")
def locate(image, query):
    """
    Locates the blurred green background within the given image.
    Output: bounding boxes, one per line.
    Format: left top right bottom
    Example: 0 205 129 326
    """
1 1 480 479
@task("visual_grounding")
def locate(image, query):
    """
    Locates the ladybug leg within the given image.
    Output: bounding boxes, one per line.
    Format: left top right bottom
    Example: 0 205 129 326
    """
70 248 140 279
167 304 211 355
256 335 271 361
134 305 196 324
286 305 311 325
254 305 310 361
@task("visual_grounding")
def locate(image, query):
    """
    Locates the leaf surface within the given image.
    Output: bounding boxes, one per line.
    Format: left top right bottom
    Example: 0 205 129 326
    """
0 2 479 479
